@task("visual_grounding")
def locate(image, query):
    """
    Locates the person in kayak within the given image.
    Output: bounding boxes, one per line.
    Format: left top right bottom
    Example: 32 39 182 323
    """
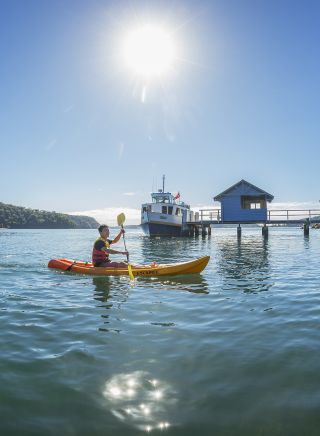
92 224 129 267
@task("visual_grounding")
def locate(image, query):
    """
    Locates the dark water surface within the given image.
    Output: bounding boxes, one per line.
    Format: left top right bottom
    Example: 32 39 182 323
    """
1 227 320 435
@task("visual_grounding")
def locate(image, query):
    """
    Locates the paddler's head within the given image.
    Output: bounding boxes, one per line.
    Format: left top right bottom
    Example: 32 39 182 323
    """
98 224 110 239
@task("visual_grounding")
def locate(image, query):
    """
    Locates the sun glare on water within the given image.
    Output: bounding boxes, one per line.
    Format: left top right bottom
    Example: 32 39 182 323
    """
122 24 176 78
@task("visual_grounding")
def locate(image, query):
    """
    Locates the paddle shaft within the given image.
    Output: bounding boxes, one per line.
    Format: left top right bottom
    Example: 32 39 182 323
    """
121 225 129 262
117 213 134 280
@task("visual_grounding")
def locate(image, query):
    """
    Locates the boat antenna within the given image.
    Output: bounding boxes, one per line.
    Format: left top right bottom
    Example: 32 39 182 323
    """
162 174 165 193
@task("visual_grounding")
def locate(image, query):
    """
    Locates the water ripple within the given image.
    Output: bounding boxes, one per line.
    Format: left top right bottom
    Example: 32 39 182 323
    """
1 228 320 435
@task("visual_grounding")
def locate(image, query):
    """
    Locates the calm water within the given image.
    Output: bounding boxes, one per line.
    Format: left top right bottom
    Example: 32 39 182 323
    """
1 227 320 436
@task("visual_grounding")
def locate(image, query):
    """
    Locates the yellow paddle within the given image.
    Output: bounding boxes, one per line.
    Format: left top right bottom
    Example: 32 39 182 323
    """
117 213 134 280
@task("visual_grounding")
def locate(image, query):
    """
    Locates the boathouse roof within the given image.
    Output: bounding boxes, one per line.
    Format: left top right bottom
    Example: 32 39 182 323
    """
214 179 274 202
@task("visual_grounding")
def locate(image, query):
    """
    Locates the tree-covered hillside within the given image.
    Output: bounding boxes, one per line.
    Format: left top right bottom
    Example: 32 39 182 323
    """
0 202 99 229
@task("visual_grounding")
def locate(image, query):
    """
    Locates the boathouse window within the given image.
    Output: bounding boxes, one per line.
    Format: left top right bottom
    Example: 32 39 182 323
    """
162 206 167 214
241 196 266 209
175 208 180 215
168 206 173 215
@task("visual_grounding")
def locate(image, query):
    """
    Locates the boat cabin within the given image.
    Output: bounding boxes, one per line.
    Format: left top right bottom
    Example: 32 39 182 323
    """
141 190 190 219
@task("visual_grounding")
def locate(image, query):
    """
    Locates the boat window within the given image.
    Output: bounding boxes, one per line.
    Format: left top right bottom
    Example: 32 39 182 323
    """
162 206 167 214
175 208 180 215
168 206 173 215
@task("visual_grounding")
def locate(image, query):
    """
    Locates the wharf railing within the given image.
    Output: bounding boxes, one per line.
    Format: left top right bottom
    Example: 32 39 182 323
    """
188 209 320 224
266 209 320 222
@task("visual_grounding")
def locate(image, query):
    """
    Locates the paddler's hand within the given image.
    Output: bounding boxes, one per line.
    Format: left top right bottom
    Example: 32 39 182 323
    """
122 250 129 256
120 228 125 235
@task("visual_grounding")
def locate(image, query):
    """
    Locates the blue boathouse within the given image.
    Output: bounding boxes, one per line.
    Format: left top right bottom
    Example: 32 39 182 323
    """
214 179 274 223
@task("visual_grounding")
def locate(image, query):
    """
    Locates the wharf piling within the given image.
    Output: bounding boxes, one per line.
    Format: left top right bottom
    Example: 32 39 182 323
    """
185 223 212 237
262 224 269 238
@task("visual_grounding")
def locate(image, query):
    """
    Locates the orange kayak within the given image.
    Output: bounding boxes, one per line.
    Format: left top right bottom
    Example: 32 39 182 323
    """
48 256 210 277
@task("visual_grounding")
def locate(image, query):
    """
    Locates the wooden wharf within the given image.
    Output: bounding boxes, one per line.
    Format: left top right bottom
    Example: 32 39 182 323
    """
183 180 320 237
185 209 320 237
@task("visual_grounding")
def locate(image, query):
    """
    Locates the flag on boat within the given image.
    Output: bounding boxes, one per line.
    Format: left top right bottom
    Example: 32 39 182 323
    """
174 192 180 200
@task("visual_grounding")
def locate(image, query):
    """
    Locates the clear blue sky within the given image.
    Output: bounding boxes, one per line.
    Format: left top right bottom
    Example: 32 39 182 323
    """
1 0 319 222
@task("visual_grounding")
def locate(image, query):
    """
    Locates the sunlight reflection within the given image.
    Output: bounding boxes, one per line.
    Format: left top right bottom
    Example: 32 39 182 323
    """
158 422 170 429
127 378 136 388
150 379 158 387
103 371 176 431
153 390 163 400
110 386 121 398
127 388 136 397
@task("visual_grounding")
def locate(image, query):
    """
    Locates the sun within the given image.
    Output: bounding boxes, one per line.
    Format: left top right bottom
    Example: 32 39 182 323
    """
122 24 176 78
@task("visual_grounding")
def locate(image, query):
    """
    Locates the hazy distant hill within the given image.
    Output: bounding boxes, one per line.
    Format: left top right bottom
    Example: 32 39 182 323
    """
67 214 100 229
0 202 99 229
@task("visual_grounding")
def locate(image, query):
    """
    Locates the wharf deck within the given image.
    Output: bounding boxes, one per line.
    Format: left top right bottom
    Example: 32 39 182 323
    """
187 209 320 227
187 219 320 226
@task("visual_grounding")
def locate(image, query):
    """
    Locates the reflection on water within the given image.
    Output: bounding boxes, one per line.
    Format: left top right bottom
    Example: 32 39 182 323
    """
92 273 209 339
140 235 202 263
93 277 112 304
92 277 130 334
93 277 130 305
216 236 272 293
149 275 209 294
103 371 176 432
138 236 210 293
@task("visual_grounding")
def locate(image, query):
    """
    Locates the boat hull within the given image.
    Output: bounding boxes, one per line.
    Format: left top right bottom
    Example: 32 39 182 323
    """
141 222 182 237
48 256 210 277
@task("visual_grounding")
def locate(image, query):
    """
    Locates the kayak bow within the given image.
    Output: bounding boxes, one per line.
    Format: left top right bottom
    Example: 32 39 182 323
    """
48 256 210 277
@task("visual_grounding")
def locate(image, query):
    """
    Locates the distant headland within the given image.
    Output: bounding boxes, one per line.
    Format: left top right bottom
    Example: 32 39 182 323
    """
0 202 100 229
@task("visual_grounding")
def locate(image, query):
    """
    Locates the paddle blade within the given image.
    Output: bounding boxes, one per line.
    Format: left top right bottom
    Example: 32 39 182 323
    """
128 263 134 281
117 213 126 227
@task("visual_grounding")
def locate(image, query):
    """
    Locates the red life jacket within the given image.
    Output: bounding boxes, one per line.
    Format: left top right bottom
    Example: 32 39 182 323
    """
92 237 110 264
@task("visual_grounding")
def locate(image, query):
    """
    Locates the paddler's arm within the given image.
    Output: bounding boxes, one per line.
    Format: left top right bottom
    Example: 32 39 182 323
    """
104 247 128 256
101 247 129 255
110 229 125 245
